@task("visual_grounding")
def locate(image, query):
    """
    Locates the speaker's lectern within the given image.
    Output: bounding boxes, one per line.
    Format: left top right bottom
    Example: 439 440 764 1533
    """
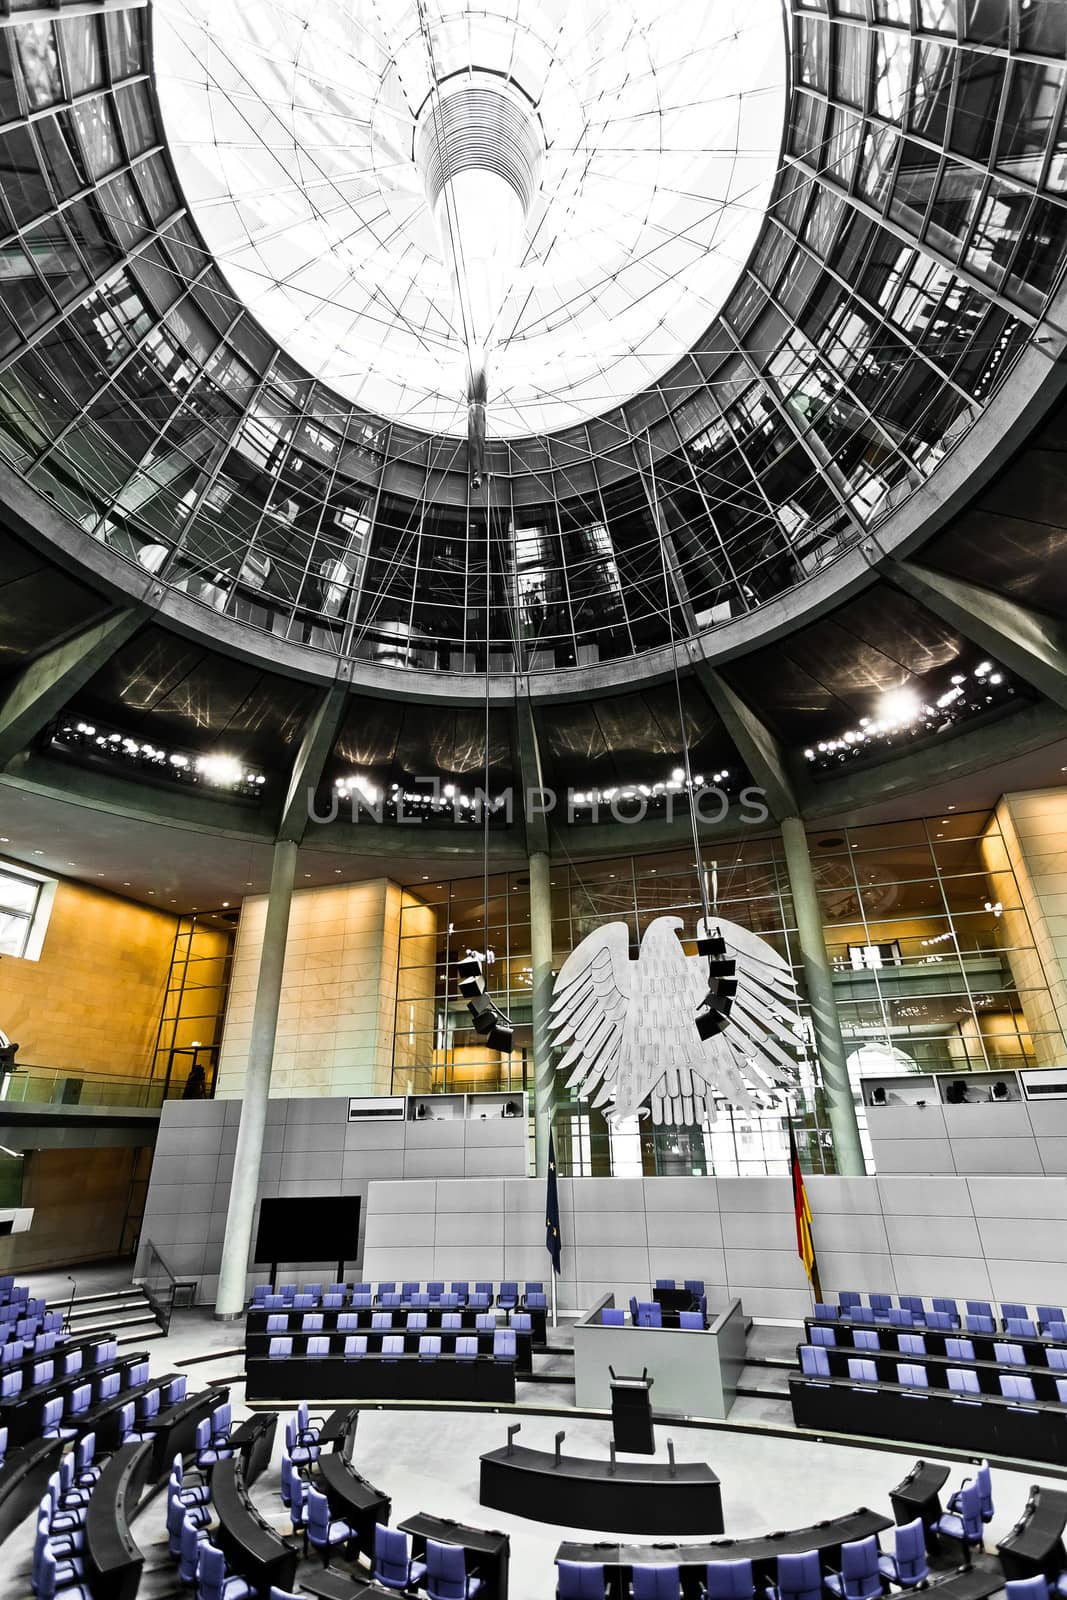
609 1367 655 1454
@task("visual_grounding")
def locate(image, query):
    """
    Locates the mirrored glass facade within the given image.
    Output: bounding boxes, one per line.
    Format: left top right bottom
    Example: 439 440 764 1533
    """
0 3 1063 679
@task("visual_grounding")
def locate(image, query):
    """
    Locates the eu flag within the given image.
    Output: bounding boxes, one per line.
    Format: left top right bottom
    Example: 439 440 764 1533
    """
545 1130 562 1275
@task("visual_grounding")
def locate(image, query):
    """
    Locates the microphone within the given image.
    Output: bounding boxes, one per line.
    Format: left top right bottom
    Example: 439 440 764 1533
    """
66 1274 77 1332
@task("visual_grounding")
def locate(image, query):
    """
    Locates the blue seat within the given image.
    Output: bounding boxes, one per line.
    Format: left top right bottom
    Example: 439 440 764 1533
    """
475 1281 494 1302
372 1312 393 1331
1037 1305 1064 1332
306 1485 354 1563
451 1282 470 1303
602 1309 625 1326
937 1481 983 1556
1001 1372 1037 1403
684 1279 705 1298
441 1313 462 1331
932 1297 960 1326
1047 1348 1067 1371
526 1281 546 1297
301 1313 323 1331
679 1312 704 1330
655 1279 675 1291
810 1326 835 1347
374 1525 427 1590
1006 1318 1039 1339
947 1367 980 1396
813 1303 836 1322
632 1567 681 1600
897 1296 925 1323
636 1302 662 1329
468 1293 491 1313
1002 1302 1028 1324
799 1345 829 1379
37 1543 90 1600
195 1416 234 1469
307 1335 330 1358
995 1341 1025 1366
493 1330 516 1363
705 1559 754 1600
886 1309 912 1328
767 1550 822 1600
343 1335 368 1360
407 1312 429 1331
381 1335 404 1359
198 1542 253 1600
949 1461 993 1523
376 1282 396 1296
441 1294 461 1311
268 1336 292 1360
852 1329 879 1352
419 1335 442 1361
1006 1582 1050 1600
455 1336 478 1361
825 1535 882 1600
427 1536 483 1600
838 1291 861 1315
410 1292 431 1310
966 1314 996 1335
846 1358 877 1384
898 1333 926 1357
946 1337 975 1362
337 1312 360 1332
869 1294 892 1321
401 1281 420 1303
292 1294 315 1311
1046 1322 1067 1343
556 1558 609 1597
427 1283 445 1304
895 1362 928 1387
380 1292 402 1310
877 1518 928 1589
498 1282 519 1311
925 1311 954 1331
179 1514 210 1586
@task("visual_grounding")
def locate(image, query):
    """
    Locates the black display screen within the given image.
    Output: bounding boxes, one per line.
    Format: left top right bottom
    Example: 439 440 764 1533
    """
253 1195 361 1265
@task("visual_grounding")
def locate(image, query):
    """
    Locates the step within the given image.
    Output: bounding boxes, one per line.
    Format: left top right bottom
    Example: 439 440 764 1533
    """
65 1311 161 1339
47 1286 144 1311
735 1362 793 1399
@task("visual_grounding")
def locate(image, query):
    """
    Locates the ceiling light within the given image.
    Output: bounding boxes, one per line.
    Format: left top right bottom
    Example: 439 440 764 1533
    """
877 687 922 726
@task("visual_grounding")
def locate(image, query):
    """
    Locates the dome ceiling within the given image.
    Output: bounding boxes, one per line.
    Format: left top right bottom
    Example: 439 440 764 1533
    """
153 0 786 436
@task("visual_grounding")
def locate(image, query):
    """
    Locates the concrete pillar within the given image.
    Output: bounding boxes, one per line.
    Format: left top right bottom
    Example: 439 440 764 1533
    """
215 838 298 1318
780 815 865 1176
529 849 555 1177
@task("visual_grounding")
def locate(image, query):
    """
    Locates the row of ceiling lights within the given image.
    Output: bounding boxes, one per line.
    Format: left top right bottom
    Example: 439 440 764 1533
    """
804 662 1011 769
56 720 266 796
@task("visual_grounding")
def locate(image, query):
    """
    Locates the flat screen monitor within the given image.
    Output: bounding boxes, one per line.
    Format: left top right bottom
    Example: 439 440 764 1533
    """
253 1195 361 1266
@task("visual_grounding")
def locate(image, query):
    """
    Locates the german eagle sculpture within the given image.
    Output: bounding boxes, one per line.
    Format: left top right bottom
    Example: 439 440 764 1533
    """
549 917 800 1123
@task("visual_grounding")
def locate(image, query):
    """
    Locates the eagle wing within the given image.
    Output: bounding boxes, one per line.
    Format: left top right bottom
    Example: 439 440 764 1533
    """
549 922 632 1112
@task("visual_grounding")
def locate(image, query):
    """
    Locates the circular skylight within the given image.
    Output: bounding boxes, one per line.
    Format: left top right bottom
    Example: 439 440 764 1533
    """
154 0 787 439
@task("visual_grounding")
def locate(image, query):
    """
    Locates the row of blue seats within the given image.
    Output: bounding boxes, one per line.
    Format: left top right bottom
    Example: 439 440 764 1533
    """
2 1327 68 1370
263 1309 532 1334
800 1345 1067 1403
1 1312 62 1355
266 1328 517 1362
627 1301 707 1329
808 1325 1067 1367
280 1404 485 1597
823 1292 1066 1334
251 1279 547 1310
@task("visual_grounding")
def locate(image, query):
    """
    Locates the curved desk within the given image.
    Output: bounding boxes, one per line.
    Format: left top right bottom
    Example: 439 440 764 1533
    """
556 1507 893 1594
144 1386 229 1483
318 1451 390 1554
998 1487 1067 1582
245 1351 515 1404
480 1445 722 1536
84 1439 153 1600
212 1455 299 1599
0 1435 63 1547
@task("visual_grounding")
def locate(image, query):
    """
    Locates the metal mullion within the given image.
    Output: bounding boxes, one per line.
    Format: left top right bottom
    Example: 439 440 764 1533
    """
0 142 165 251
788 152 1041 323
634 435 698 636
661 399 749 611
338 422 391 658
0 203 184 377
586 444 638 658
240 375 319 571
30 256 220 469
926 816 993 1072
0 3 147 26
828 10 1055 71
0 70 148 137
158 356 278 580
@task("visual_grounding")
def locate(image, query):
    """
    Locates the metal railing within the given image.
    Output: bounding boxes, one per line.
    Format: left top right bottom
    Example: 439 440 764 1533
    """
139 1240 178 1336
0 1067 189 1111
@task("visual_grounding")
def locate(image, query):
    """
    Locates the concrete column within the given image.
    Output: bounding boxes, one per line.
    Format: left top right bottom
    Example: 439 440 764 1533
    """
780 815 865 1176
215 838 298 1318
529 849 555 1177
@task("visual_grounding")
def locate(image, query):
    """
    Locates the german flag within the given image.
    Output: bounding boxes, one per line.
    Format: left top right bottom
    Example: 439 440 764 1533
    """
789 1122 822 1302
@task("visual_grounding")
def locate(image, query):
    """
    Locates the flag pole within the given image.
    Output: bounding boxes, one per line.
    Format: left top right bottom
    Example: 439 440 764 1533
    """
550 1266 557 1330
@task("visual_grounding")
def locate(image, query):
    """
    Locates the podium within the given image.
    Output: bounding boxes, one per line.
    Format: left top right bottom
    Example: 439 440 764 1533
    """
609 1369 655 1454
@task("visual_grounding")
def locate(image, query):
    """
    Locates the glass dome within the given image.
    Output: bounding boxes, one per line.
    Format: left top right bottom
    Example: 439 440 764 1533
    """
153 0 787 436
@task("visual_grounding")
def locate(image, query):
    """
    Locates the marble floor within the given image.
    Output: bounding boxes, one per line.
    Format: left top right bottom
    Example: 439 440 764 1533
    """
1 1272 1058 1600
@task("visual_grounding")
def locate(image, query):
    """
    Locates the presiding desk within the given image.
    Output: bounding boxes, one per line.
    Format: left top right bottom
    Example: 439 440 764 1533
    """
0 1435 63 1547
998 1487 1067 1581
245 1351 515 1403
556 1508 893 1597
481 1443 722 1536
790 1373 1067 1464
399 1511 510 1600
83 1439 153 1600
212 1455 298 1599
318 1450 390 1554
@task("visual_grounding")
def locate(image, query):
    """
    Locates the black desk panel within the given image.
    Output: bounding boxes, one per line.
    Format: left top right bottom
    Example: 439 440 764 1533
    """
481 1445 722 1536
318 1405 359 1454
300 1574 406 1600
245 1352 516 1404
211 1456 298 1600
998 1487 1067 1581
145 1387 228 1484
889 1459 950 1538
790 1376 1067 1465
812 1343 1067 1402
318 1452 390 1554
83 1440 153 1600
807 1319 1066 1367
399 1511 510 1600
0 1435 63 1547
226 1411 277 1487
556 1508 893 1599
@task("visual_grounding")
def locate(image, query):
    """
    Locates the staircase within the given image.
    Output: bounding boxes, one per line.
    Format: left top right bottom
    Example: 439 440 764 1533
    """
47 1283 166 1346
734 1322 801 1406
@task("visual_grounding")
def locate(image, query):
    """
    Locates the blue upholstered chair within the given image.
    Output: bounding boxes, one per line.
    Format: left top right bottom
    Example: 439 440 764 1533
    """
306 1486 354 1564
932 1297 960 1326
197 1543 253 1600
824 1536 883 1600
966 1314 996 1335
949 1460 993 1523
946 1337 975 1362
810 1326 835 1347
493 1329 516 1363
632 1567 681 1600
427 1537 482 1600
853 1329 880 1352
343 1335 368 1360
1006 1318 1039 1339
766 1550 822 1600
947 1367 980 1396
937 1482 983 1557
705 1559 754 1600
556 1561 609 1599
679 1312 704 1330
846 1357 877 1383
419 1335 442 1361
895 1362 928 1387
268 1336 292 1360
877 1518 928 1589
995 1341 1025 1366
898 1333 926 1357
799 1345 830 1379
1000 1372 1038 1403
602 1308 625 1326
374 1525 427 1590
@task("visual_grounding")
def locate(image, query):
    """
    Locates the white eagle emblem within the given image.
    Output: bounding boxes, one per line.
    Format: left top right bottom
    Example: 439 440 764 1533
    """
549 916 801 1123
